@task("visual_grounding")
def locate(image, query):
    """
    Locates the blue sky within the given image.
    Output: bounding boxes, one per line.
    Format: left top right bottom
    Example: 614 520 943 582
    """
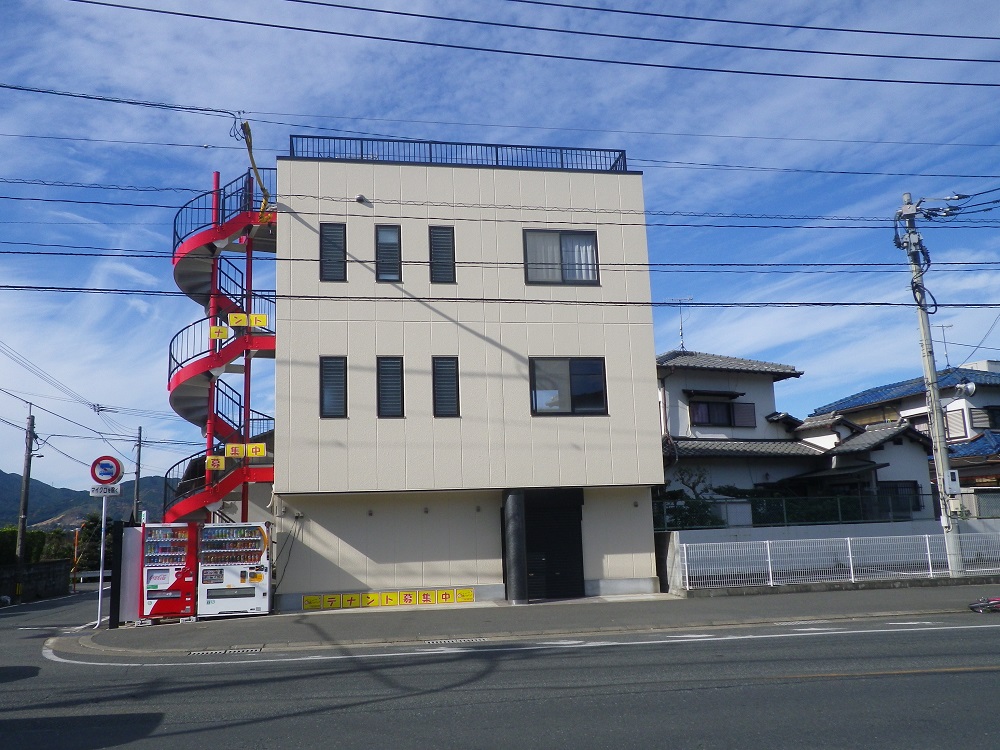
3 0 1000 491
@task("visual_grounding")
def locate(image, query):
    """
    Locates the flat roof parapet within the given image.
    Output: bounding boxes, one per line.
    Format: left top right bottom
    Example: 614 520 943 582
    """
287 135 632 173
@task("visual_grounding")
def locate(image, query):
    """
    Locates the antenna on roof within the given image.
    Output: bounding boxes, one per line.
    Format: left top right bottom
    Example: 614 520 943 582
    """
668 297 693 351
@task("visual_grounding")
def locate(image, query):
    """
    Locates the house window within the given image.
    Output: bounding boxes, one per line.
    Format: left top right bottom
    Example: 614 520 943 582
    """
319 223 347 282
945 409 967 439
690 401 756 428
524 230 599 285
530 357 607 415
432 356 460 417
429 226 456 283
377 356 404 417
375 225 401 282
319 356 347 418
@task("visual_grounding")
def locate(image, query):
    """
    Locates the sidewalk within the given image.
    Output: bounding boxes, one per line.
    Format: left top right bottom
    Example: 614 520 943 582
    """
57 581 1000 660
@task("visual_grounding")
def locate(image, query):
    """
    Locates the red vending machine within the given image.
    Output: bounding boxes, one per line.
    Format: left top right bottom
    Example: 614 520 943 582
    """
197 523 271 618
141 523 198 619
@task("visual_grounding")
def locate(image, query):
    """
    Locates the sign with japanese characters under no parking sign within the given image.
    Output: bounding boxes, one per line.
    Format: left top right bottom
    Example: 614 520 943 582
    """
90 455 124 485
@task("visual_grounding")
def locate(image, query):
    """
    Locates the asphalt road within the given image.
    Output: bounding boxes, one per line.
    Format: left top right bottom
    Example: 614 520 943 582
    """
3 589 1000 749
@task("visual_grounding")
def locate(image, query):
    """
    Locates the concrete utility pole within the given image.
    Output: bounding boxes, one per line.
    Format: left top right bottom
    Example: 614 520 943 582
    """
132 426 142 521
14 413 36 602
897 194 964 576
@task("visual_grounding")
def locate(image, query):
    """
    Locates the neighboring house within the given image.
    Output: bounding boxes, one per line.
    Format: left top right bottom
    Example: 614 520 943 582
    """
810 360 1000 517
166 137 664 609
655 350 934 526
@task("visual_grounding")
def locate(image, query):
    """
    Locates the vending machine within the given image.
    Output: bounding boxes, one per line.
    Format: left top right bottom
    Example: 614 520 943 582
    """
197 523 271 618
141 523 198 619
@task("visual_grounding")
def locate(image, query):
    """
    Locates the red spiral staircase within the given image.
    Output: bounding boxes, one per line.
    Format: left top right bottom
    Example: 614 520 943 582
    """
164 169 277 523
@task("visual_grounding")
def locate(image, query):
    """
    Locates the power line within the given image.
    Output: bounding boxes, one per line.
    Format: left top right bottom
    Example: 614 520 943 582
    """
280 0 1000 65
58 1 1000 88
1 283 999 309
500 0 1000 42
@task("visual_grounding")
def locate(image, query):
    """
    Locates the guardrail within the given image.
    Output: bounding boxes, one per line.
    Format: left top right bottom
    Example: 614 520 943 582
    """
678 532 1000 590
288 136 629 172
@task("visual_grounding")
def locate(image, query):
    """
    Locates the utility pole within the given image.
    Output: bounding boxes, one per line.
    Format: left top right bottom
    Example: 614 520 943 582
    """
132 426 142 521
897 193 964 576
14 413 36 603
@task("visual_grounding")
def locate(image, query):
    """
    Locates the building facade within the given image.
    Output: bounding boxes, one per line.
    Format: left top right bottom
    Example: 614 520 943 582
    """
263 138 663 607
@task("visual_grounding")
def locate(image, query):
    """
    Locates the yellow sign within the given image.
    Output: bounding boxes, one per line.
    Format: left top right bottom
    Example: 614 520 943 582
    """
228 312 249 327
249 313 268 328
342 593 360 609
398 590 417 606
436 589 456 605
206 456 226 471
322 594 342 610
225 444 246 458
209 325 230 340
302 595 322 611
361 593 380 608
246 443 266 457
456 589 475 603
380 592 399 607
417 590 437 605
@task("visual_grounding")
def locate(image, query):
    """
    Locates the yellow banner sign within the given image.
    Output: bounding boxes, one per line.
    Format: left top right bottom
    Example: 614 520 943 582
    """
225 444 246 458
206 456 226 471
228 312 249 327
209 326 230 340
249 313 268 328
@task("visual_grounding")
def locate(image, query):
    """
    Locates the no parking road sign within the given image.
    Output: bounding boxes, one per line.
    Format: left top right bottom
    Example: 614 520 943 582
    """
91 455 124 485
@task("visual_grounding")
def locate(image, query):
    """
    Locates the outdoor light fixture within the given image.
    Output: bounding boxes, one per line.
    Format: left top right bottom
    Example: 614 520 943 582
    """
355 194 366 203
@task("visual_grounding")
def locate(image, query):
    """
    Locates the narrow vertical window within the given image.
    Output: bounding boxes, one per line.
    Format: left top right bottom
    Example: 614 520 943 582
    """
429 226 456 283
377 356 404 417
319 356 347 418
432 356 460 417
319 223 347 282
375 225 402 282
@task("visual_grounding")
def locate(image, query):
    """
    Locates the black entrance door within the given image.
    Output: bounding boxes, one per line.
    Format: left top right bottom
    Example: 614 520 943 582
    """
524 488 585 600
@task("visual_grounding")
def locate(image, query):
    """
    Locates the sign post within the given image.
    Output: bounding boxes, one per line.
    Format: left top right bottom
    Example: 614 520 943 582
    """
90 456 123 629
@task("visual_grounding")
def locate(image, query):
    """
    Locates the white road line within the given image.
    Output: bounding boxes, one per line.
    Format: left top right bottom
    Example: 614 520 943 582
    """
41 621 1000 669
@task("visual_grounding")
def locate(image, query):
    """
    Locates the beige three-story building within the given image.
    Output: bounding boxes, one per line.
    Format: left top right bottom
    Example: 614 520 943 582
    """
269 137 663 610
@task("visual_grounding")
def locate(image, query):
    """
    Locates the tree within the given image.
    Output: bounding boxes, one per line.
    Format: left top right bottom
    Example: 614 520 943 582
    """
653 466 725 530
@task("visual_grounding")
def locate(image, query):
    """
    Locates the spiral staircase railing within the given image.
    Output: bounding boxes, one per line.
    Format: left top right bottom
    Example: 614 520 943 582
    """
164 169 277 521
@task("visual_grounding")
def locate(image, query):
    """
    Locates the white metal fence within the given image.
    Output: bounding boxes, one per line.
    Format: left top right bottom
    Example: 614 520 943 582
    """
679 532 1000 590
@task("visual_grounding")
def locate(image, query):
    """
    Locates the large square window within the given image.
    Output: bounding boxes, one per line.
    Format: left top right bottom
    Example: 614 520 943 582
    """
530 358 607 415
524 230 599 285
376 225 401 282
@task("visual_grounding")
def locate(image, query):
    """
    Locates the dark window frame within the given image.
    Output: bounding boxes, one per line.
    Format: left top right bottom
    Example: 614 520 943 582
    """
319 223 347 282
529 357 608 416
319 356 348 418
376 356 405 418
429 226 456 284
690 400 756 428
432 356 460 417
523 229 600 286
375 225 402 283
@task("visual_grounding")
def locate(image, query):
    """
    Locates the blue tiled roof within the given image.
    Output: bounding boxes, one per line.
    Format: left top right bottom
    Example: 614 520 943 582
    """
949 430 1000 459
810 367 1000 416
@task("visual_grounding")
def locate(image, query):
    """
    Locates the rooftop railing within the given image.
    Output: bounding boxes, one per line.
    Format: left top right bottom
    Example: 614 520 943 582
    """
288 136 629 172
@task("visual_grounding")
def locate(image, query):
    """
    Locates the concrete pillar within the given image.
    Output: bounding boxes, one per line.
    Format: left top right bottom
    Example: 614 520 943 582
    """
503 489 528 604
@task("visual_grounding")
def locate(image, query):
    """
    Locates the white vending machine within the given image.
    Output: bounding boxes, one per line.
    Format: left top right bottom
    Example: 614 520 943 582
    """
196 523 270 618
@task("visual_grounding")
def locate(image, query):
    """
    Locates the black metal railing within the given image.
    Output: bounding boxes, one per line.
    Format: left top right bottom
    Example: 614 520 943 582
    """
288 136 629 173
163 426 275 516
172 168 277 251
654 493 934 532
168 301 276 383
